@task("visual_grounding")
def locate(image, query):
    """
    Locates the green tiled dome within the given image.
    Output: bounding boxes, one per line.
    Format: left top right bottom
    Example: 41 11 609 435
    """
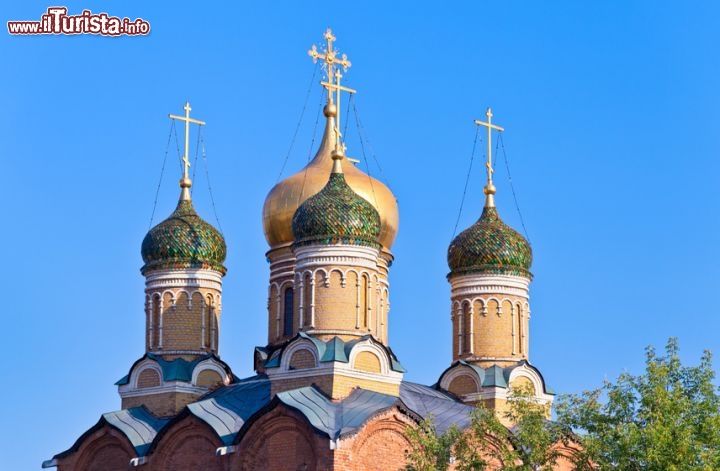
292 172 381 248
447 206 532 278
141 200 227 275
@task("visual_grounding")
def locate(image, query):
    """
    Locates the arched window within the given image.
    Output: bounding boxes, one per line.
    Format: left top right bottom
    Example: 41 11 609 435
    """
462 301 472 354
362 274 369 328
283 287 294 337
152 293 161 349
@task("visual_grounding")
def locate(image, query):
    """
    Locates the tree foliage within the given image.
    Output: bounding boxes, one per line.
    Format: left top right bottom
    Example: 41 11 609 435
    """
404 386 568 471
403 417 460 471
556 338 720 471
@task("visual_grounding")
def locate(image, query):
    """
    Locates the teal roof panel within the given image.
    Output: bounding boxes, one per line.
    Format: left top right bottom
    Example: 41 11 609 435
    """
190 377 271 445
277 386 398 440
102 407 169 456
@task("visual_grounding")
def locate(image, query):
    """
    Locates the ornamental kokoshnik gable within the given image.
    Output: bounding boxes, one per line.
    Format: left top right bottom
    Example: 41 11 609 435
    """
44 29 570 471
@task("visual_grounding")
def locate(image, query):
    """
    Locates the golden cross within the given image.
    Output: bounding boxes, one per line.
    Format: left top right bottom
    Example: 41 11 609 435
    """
168 102 206 180
308 28 352 104
474 108 504 191
321 69 357 150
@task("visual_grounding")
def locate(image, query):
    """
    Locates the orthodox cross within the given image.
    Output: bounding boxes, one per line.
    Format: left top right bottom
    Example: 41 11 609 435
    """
308 28 352 104
474 108 504 192
169 102 206 180
309 28 356 153
321 69 357 151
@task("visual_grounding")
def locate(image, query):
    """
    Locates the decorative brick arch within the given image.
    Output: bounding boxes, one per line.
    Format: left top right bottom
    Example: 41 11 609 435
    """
233 406 325 471
343 408 414 471
152 415 226 471
137 367 161 388
448 373 479 396
68 424 135 471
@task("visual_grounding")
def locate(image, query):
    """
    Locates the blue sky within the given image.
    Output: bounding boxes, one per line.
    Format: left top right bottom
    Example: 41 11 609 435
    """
2 1 719 469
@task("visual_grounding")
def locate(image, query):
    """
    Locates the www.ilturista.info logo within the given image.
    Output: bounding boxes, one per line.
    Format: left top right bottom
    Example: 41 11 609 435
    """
7 7 150 36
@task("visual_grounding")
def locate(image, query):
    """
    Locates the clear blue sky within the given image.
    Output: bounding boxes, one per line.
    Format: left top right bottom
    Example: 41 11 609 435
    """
3 1 719 469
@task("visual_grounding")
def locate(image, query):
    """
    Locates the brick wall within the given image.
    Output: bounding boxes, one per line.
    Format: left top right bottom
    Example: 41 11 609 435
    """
122 391 199 417
270 372 400 400
233 405 331 470
452 293 529 362
146 286 221 354
56 425 135 471
151 415 228 471
58 401 580 470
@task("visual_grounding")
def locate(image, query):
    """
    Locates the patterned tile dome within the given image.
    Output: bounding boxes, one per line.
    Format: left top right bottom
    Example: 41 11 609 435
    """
263 114 398 251
141 199 227 275
292 172 381 248
447 206 532 278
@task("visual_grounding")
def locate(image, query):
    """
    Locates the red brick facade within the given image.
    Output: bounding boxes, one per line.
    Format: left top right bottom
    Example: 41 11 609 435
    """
56 403 579 471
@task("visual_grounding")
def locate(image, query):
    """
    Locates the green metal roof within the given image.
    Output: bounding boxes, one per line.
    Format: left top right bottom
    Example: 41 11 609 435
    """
438 360 555 395
116 353 232 385
50 377 479 462
263 333 405 373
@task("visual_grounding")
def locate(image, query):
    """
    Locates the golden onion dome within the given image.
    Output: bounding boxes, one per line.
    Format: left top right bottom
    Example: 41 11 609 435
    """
263 110 399 251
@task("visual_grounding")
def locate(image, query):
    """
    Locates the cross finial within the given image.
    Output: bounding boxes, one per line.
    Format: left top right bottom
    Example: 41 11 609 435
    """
169 102 206 200
309 28 357 169
309 28 352 104
474 107 505 208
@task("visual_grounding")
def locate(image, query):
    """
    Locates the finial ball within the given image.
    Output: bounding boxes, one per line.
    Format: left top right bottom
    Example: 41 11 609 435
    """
483 183 496 195
324 103 338 117
180 177 192 188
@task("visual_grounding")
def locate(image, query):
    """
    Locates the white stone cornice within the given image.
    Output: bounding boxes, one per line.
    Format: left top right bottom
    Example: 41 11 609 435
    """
303 328 374 338
269 269 296 282
296 256 378 271
145 268 223 291
294 245 380 271
458 355 529 364
460 387 551 404
147 349 213 356
118 382 208 398
451 274 530 298
266 361 404 385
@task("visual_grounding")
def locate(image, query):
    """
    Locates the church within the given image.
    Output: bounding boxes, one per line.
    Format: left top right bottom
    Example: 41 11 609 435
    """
43 29 572 471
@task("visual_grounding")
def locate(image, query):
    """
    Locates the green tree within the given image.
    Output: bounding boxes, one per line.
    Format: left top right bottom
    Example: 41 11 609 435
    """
556 338 720 471
404 417 461 471
466 385 569 471
404 386 569 471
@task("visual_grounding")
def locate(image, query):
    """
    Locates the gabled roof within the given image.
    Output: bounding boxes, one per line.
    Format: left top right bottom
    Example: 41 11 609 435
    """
53 378 477 461
48 406 170 463
102 407 170 455
277 386 398 440
187 378 271 445
399 382 474 434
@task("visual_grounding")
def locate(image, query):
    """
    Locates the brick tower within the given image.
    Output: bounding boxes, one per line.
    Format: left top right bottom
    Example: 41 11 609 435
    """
116 102 234 417
262 30 398 350
256 30 404 400
437 108 554 416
